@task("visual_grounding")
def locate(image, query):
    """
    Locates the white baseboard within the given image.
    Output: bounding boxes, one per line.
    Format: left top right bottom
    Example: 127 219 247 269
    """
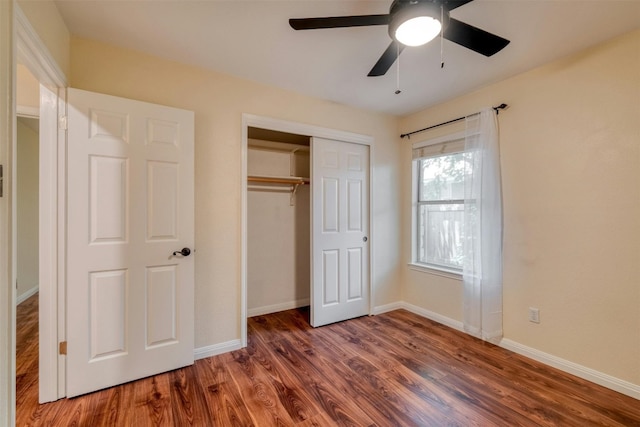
499 339 640 400
372 301 404 315
374 301 638 400
16 285 38 305
400 302 465 332
247 298 309 317
194 339 242 361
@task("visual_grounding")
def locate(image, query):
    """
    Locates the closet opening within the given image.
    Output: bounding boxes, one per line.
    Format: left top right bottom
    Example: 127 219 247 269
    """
246 127 311 322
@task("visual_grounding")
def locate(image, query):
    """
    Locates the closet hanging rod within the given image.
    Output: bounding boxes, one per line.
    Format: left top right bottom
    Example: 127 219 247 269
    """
400 103 508 139
247 176 310 185
247 185 292 192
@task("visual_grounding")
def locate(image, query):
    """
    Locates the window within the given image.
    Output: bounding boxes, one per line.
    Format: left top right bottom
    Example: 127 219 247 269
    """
411 110 503 338
412 135 468 274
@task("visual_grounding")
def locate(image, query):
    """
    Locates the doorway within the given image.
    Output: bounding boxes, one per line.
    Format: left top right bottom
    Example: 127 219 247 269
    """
14 6 68 407
241 114 374 347
246 128 311 318
15 62 42 416
15 111 40 416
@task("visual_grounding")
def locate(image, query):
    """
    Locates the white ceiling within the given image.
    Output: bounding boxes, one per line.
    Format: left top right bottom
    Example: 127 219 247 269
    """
53 0 640 116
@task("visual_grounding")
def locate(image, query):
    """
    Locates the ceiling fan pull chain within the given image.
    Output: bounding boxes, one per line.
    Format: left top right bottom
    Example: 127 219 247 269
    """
395 42 402 94
440 4 445 69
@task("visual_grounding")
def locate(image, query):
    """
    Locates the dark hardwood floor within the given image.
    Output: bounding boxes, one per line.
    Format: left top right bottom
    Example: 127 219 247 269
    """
16 293 640 426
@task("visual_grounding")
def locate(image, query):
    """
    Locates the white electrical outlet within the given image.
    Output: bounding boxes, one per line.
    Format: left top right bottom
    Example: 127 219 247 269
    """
529 307 540 323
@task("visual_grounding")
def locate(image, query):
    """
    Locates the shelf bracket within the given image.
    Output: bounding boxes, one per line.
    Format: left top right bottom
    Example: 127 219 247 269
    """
290 183 300 206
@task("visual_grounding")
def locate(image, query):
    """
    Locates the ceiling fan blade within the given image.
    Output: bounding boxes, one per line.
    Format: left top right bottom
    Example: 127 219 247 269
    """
289 14 390 30
443 18 510 56
368 41 405 77
444 0 475 11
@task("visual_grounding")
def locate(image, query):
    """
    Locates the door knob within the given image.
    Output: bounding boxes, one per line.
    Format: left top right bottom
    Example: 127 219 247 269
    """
363 236 368 242
172 247 191 257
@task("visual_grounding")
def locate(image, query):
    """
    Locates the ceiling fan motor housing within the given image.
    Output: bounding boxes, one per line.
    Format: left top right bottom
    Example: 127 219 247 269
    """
388 0 450 45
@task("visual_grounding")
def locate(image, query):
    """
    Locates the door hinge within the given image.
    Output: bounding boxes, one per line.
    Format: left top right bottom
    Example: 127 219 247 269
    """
58 115 67 130
0 164 3 197
59 341 67 355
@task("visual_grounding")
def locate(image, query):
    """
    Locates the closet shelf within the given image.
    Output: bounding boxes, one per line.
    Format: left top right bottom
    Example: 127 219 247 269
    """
248 175 310 186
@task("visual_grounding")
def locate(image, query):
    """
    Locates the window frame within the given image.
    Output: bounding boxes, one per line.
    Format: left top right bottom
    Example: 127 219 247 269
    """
410 131 467 279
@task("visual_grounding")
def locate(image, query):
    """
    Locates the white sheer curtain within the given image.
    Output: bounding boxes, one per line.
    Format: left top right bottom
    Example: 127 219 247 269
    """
463 108 503 341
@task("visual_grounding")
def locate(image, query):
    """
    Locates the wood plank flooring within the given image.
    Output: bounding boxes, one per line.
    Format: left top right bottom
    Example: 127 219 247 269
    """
16 293 640 426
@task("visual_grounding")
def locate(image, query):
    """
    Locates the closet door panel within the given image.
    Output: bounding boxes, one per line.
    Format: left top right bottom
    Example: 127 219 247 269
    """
311 137 369 327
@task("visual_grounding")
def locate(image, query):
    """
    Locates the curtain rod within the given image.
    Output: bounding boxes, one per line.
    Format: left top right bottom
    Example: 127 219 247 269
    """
400 103 508 139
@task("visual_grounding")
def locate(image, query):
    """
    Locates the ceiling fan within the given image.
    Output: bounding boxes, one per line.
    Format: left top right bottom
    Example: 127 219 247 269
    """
289 0 510 77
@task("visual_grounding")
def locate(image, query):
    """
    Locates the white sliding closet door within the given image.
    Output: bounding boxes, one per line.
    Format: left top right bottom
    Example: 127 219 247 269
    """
311 137 369 327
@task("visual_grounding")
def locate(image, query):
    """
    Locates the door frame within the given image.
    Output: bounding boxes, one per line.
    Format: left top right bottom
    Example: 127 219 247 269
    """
240 114 374 346
0 2 15 423
15 4 68 404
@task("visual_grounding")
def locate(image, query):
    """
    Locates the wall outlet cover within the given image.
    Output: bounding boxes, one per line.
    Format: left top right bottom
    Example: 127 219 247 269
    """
529 307 540 324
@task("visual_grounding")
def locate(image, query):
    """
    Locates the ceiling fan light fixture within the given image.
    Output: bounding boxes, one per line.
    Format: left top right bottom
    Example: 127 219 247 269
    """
389 2 443 47
394 16 441 46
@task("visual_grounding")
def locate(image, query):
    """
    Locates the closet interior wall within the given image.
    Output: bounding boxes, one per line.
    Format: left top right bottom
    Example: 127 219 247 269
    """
247 136 310 317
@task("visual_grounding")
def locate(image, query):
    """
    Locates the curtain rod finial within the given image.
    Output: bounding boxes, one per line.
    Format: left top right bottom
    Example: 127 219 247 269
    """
493 103 508 115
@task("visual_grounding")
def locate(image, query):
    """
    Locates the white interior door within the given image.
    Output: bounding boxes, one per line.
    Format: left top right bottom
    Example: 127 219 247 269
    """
66 88 194 397
311 137 369 327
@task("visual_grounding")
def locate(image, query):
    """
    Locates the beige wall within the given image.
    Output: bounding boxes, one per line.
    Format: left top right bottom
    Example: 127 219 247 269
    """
17 63 39 110
70 37 402 348
247 145 310 313
17 0 70 79
399 30 640 385
16 118 39 299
